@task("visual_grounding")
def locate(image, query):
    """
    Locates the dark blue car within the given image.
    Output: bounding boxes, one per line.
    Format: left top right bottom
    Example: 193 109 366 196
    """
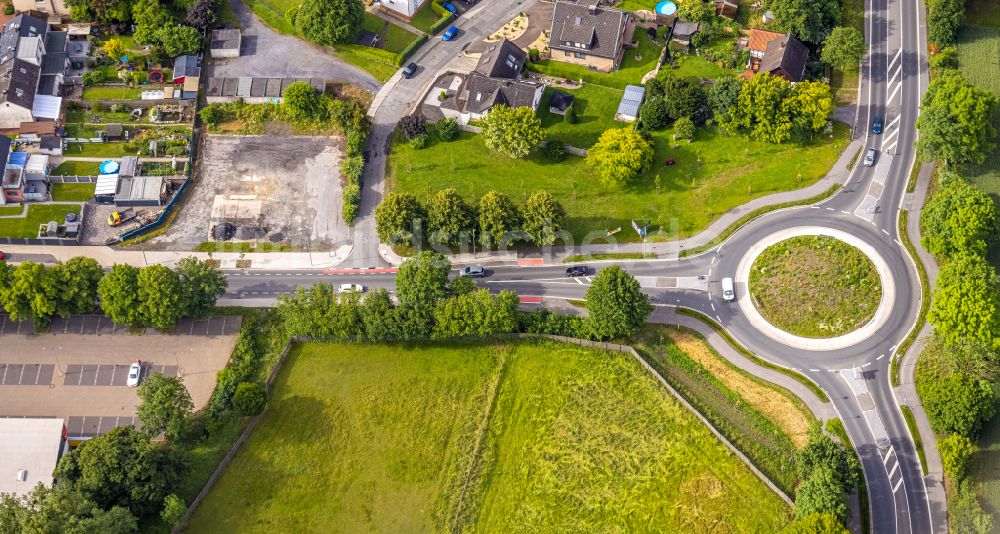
442 26 459 41
872 116 883 134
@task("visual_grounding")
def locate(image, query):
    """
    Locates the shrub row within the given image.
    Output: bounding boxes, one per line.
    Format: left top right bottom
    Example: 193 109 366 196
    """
342 126 368 225
398 34 428 64
429 12 456 34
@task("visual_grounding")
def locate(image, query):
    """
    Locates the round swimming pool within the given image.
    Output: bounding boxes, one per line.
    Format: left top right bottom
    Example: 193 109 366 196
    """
654 0 677 15
100 160 120 174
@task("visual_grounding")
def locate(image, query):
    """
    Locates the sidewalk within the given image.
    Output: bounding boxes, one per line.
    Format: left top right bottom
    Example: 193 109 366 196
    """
378 243 516 266
0 244 354 270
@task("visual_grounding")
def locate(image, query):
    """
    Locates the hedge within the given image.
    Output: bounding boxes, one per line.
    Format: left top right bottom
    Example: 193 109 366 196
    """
342 183 361 224
429 12 455 34
398 34 428 64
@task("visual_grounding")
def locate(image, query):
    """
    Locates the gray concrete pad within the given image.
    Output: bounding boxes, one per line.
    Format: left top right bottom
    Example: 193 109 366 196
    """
3 364 22 385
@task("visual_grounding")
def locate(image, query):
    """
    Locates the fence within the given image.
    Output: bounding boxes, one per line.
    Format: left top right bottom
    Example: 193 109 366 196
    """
49 175 98 184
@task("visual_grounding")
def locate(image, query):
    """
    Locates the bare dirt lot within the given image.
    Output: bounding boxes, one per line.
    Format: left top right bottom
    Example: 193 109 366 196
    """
0 332 236 428
147 135 345 250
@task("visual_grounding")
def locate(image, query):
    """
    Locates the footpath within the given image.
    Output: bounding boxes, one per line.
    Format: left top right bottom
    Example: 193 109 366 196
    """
0 244 354 270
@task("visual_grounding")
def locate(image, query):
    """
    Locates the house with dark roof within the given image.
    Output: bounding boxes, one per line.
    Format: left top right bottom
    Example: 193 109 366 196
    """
0 13 67 130
476 39 527 79
549 2 632 73
741 29 808 83
458 73 544 120
671 20 700 45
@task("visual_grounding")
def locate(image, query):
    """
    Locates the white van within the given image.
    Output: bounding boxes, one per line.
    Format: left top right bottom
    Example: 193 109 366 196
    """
721 277 735 301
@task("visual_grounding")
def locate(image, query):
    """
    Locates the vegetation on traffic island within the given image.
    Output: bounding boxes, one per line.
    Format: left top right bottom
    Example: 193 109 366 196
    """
749 236 881 338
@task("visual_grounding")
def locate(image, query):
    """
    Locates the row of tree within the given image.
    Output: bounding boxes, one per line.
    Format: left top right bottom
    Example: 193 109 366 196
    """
375 189 567 248
916 70 998 168
792 424 860 525
276 251 653 342
0 257 227 330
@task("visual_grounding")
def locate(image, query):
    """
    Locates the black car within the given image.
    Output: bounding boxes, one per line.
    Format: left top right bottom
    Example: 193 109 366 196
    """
566 266 589 277
401 63 418 78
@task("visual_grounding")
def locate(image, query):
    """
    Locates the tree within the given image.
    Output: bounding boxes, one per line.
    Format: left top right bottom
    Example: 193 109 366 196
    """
564 104 577 124
0 484 138 534
232 382 267 416
781 513 850 534
359 289 398 342
771 0 841 44
398 114 427 139
54 426 185 518
522 191 566 246
926 0 965 46
175 257 227 318
654 74 710 122
395 251 451 308
276 284 362 339
586 128 654 188
160 494 186 528
199 104 224 126
917 373 995 437
136 374 193 441
67 0 135 23
132 0 174 45
916 333 999 384
794 467 849 521
928 253 1000 348
921 175 999 259
294 0 364 45
481 105 544 159
939 433 975 480
917 71 998 166
448 275 477 296
0 262 50 328
708 74 743 125
584 265 653 340
375 192 426 244
154 25 202 57
185 0 217 30
427 188 475 246
797 424 860 490
98 264 143 326
821 27 866 72
137 265 184 330
730 72 794 143
42 257 103 318
673 116 696 141
283 82 323 120
436 117 458 141
639 97 671 130
478 190 523 248
784 80 835 142
432 289 518 338
103 38 128 63
677 0 716 23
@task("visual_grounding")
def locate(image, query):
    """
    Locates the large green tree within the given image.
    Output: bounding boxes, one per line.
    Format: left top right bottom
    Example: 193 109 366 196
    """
359 289 398 342
175 257 227 318
67 0 136 23
0 484 138 534
98 264 143 326
283 82 324 121
797 424 860 491
586 128 654 188
784 80 835 142
375 192 426 244
709 74 744 125
676 0 716 23
928 253 1000 348
132 0 174 45
731 73 793 143
584 265 653 340
771 0 841 44
821 27 866 72
918 373 995 437
921 175 999 259
522 191 566 246
432 289 519 338
481 105 545 159
136 374 194 441
276 284 362 339
781 513 850 534
427 188 475 246
478 190 523 248
395 251 451 308
0 262 50 328
939 433 975 480
137 265 184 330
916 71 998 166
794 467 849 521
294 0 364 45
154 25 201 56
43 257 103 318
926 0 965 46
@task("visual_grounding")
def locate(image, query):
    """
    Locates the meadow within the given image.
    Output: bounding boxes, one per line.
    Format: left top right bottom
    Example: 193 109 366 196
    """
957 25 1000 199
186 341 793 533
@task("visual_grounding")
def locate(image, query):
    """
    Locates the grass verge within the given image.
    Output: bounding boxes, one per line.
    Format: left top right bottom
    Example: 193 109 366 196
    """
900 405 929 475
194 242 299 253
563 252 654 262
50 183 96 202
826 418 871 534
675 308 830 402
891 210 931 386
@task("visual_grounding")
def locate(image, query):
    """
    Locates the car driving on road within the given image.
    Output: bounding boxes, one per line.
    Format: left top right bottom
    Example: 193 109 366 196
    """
863 148 878 167
566 266 589 277
459 265 486 278
401 63 418 78
338 283 365 293
872 116 883 134
127 361 142 387
721 277 735 301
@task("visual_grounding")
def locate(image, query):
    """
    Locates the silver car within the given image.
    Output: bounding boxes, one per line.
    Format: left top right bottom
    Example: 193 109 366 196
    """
863 148 878 167
459 265 486 278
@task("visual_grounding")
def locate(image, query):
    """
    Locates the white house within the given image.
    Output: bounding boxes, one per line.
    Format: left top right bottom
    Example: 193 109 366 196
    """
379 0 428 20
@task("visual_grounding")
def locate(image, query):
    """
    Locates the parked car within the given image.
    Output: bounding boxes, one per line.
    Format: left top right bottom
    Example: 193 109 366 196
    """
401 63 418 78
441 2 458 14
127 361 142 387
566 266 589 277
863 148 878 167
338 283 365 293
872 116 883 134
462 0 476 4
721 277 735 301
0 251 5 261
459 265 486 278
442 26 459 41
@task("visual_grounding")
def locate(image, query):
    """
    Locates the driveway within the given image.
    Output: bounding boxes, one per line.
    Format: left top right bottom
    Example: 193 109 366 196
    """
212 0 381 92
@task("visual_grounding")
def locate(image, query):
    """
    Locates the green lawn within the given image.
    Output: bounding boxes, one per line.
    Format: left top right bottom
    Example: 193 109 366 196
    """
0 205 23 216
362 12 421 54
82 85 162 101
539 84 623 148
966 0 1000 29
388 122 849 242
50 183 96 202
970 413 1000 518
63 143 129 158
186 341 792 533
830 0 864 105
0 204 81 238
50 161 103 176
669 54 727 79
614 0 655 13
750 236 882 338
410 2 450 34
528 33 663 89
957 26 1000 211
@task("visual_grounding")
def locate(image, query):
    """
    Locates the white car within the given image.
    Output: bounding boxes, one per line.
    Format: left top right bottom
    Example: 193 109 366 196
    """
721 277 735 301
863 148 878 167
338 283 365 293
126 362 142 387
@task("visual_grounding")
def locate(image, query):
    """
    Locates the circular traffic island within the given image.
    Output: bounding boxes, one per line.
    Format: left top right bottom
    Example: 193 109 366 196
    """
749 235 882 338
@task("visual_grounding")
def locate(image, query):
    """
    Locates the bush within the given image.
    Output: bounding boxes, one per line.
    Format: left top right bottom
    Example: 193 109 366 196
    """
939 433 974 481
409 132 429 149
546 139 566 162
342 155 364 186
343 183 361 224
429 12 456 34
346 128 366 157
200 105 225 126
436 117 458 141
399 34 428 63
674 116 696 141
82 70 107 86
930 47 958 70
528 48 540 61
399 114 427 139
232 382 267 416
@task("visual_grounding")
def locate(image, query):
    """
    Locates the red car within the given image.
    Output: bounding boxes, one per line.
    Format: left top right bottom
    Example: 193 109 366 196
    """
0 251 5 261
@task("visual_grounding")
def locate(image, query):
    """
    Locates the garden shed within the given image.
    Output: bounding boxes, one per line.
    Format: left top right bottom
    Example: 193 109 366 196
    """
615 85 645 123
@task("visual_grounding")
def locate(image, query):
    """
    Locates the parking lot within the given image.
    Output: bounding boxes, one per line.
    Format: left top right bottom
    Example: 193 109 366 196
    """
0 331 237 433
0 314 243 336
147 135 346 250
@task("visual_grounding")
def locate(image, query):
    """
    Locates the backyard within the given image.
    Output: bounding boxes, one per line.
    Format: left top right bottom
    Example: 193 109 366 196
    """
185 341 792 533
50 183 96 202
0 204 81 238
51 161 102 176
528 32 663 90
539 84 623 148
388 123 850 242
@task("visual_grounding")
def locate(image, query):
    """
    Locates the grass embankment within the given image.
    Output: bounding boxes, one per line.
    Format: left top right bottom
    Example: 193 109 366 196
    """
891 210 931 386
826 419 871 534
957 24 1000 201
388 123 849 243
830 0 864 105
563 252 654 262
634 326 813 495
0 205 81 238
186 341 793 532
675 308 830 402
900 405 928 475
749 235 881 338
50 183 96 202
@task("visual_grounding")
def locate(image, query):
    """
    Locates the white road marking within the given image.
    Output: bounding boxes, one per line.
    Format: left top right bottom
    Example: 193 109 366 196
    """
889 460 900 479
710 256 716 265
877 354 886 360
887 63 902 88
841 210 851 214
585 277 593 282
711 302 716 311
826 207 836 211
893 477 904 493
887 81 902 103
863 361 872 367
810 368 820 372
884 447 896 465
810 205 820 209
887 114 901 130
888 47 903 70
883 139 898 154
882 229 890 236
574 277 583 285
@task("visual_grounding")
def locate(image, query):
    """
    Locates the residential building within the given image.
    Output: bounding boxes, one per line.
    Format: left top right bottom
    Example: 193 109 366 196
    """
210 29 241 58
0 418 69 498
378 0 427 20
742 29 808 83
0 13 67 131
459 72 544 121
549 2 632 73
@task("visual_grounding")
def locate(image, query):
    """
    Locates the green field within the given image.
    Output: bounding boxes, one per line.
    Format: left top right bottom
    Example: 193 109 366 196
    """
82 85 163 101
831 0 864 105
62 143 129 158
0 205 23 216
539 84 623 148
970 414 1000 517
750 236 882 338
670 54 728 80
528 33 663 90
0 204 81 238
388 122 849 242
50 183 96 202
966 0 1000 29
409 2 450 34
957 25 1000 198
50 161 102 176
186 341 792 533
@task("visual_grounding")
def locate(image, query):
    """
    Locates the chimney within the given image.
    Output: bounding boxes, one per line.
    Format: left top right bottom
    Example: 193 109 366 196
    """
589 4 598 15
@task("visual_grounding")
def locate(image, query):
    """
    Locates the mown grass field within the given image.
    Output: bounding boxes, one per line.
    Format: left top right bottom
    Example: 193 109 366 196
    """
0 204 81 238
957 25 1000 199
388 123 848 243
186 341 792 533
50 183 96 202
539 84 623 148
970 413 1000 518
50 161 102 176
750 236 881 338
